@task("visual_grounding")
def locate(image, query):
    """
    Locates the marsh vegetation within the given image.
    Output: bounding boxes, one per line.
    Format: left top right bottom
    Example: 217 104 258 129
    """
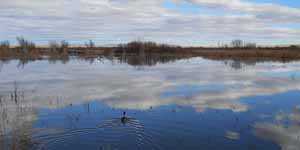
1 37 300 67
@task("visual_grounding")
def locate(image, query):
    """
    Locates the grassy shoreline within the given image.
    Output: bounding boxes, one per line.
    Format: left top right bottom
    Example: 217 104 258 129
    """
1 39 300 61
2 47 300 60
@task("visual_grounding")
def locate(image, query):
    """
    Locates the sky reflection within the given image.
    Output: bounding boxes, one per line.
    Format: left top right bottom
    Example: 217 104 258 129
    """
1 58 300 112
0 57 300 149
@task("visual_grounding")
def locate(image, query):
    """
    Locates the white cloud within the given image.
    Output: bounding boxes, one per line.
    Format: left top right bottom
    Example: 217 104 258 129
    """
225 131 240 140
181 0 300 21
0 0 299 45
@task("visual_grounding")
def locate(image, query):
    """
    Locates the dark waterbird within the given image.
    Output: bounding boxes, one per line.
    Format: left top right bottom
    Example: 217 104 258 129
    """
121 111 130 124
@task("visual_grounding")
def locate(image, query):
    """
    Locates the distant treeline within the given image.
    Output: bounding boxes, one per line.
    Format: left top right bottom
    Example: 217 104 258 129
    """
1 37 300 61
0 37 113 59
116 41 184 54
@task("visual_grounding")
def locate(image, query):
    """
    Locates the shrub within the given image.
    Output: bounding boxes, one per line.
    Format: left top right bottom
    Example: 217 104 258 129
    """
49 41 59 52
48 40 69 54
0 41 10 50
85 40 95 48
16 37 36 53
244 43 257 49
61 40 69 49
231 39 243 48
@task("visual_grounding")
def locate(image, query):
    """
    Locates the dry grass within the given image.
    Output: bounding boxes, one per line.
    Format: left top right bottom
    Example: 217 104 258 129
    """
189 49 300 61
0 41 10 57
1 40 300 64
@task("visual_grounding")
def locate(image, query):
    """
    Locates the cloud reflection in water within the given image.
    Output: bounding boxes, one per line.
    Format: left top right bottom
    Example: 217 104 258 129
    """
0 58 300 112
0 57 300 149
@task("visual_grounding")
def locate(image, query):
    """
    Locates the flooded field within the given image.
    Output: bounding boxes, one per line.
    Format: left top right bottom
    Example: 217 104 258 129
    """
0 56 300 150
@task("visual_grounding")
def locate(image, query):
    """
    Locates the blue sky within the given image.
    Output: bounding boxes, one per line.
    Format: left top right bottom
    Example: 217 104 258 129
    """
165 0 300 15
249 0 300 7
0 0 299 46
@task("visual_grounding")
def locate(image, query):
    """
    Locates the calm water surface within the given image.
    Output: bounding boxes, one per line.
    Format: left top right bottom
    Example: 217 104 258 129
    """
0 57 300 150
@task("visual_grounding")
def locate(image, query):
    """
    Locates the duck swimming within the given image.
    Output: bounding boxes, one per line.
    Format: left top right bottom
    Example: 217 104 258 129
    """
121 111 130 124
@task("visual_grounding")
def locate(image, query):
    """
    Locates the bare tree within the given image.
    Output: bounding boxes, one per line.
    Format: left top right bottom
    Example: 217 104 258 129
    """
61 40 69 49
49 41 59 52
231 39 243 48
85 40 95 48
48 40 69 54
244 42 257 49
16 37 35 52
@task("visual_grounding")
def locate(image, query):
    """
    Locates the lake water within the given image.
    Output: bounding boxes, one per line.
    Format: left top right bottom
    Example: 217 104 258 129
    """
0 57 300 150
